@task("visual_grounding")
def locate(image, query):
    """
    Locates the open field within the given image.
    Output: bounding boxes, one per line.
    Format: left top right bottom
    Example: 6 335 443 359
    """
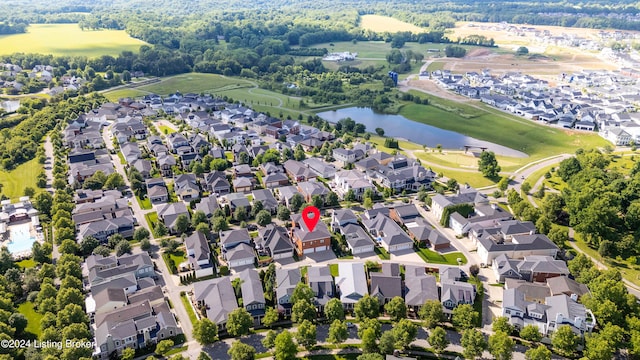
401 90 609 162
103 88 149 102
0 158 41 201
415 150 523 173
359 14 426 34
314 41 486 60
135 73 254 95
0 24 147 57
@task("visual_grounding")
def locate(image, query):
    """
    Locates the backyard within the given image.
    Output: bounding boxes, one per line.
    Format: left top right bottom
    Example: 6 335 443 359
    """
0 158 42 200
17 302 42 337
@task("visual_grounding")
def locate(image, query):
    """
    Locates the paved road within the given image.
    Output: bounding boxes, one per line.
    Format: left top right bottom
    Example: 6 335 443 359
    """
43 135 60 262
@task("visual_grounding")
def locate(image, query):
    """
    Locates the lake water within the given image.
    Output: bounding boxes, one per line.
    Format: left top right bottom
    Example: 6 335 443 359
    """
318 107 528 158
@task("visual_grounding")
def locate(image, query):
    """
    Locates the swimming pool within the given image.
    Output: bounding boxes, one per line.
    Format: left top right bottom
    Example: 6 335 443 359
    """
6 224 36 254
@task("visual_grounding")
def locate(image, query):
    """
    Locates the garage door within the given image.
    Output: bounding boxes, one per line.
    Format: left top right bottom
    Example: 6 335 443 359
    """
303 248 315 254
315 246 328 252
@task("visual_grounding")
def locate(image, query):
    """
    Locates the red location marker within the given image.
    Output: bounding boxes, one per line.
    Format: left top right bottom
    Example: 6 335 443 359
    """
301 206 320 232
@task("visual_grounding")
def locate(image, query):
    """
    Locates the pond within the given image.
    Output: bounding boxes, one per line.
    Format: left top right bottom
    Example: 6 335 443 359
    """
318 107 528 158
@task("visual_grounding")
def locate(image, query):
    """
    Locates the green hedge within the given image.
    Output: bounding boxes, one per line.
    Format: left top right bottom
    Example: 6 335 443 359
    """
440 203 474 227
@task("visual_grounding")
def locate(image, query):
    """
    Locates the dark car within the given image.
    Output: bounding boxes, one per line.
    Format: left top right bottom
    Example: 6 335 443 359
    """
247 224 258 231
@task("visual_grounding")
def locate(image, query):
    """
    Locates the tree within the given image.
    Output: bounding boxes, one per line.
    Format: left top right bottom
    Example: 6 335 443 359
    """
9 313 27 335
492 316 513 334
34 191 53 216
363 197 373 210
291 299 316 323
134 227 150 241
227 308 253 337
154 221 168 237
557 157 581 182
354 294 379 321
295 319 317 349
274 331 297 360
115 240 132 256
419 299 444 328
378 330 396 354
516 46 529 55
324 298 345 322
256 210 272 226
375 128 385 136
175 214 190 234
191 211 208 228
193 318 218 345
488 331 514 360
103 173 125 189
461 329 486 359
121 347 136 360
262 330 277 349
358 318 381 339
327 319 348 346
452 304 479 330
584 324 625 360
262 307 279 328
393 319 417 349
155 339 174 356
59 239 79 255
521 181 532 194
212 216 228 232
551 325 579 357
384 296 406 322
228 341 256 360
277 205 291 221
428 326 449 353
498 177 509 191
361 327 378 353
519 324 542 343
478 151 501 178
79 236 99 256
344 189 356 202
291 283 314 305
326 192 339 207
525 345 551 360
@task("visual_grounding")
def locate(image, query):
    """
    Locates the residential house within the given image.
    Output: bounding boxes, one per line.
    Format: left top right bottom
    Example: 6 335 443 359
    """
157 202 190 234
257 224 295 260
202 171 231 195
474 225 559 266
233 164 253 178
226 192 251 215
225 243 256 270
363 214 414 253
284 160 316 182
431 187 489 223
194 196 219 217
441 281 476 311
546 276 590 300
239 269 266 324
307 266 334 310
276 268 301 315
390 204 421 225
370 263 403 304
184 232 214 278
404 265 438 312
157 153 176 177
120 142 141 163
331 209 359 230
304 158 337 178
335 262 368 309
493 254 570 283
340 223 375 255
502 288 596 336
449 204 512 236
192 277 238 332
219 229 252 251
146 178 168 204
297 180 329 203
166 133 190 153
233 177 254 193
334 170 374 200
276 186 301 208
290 213 332 255
252 189 279 214
131 159 152 179
174 174 200 201
333 148 365 164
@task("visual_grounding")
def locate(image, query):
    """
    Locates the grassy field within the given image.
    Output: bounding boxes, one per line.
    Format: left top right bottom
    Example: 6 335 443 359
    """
103 88 149 102
0 158 41 201
144 212 158 230
0 24 147 57
359 14 426 34
136 73 254 95
136 195 152 210
401 91 609 162
18 302 42 337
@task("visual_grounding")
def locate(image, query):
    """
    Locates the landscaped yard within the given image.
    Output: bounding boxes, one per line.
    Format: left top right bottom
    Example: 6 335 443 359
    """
0 158 42 200
414 247 467 265
158 125 176 135
374 247 390 260
162 249 185 274
144 212 158 229
0 24 147 57
180 293 199 324
17 302 42 337
137 195 152 210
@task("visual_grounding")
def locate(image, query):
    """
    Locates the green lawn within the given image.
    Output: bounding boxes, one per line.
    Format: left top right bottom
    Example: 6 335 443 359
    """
426 61 445 71
180 293 199 325
414 247 467 265
360 14 426 34
17 302 42 337
103 88 150 102
16 258 36 269
329 264 339 277
158 125 176 135
137 73 254 95
0 24 147 57
144 212 158 229
0 158 41 200
136 195 152 210
117 151 126 165
402 91 609 161
310 41 485 60
374 247 390 260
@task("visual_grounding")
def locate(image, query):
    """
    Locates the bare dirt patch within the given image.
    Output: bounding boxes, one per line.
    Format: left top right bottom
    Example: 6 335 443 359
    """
465 48 492 58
